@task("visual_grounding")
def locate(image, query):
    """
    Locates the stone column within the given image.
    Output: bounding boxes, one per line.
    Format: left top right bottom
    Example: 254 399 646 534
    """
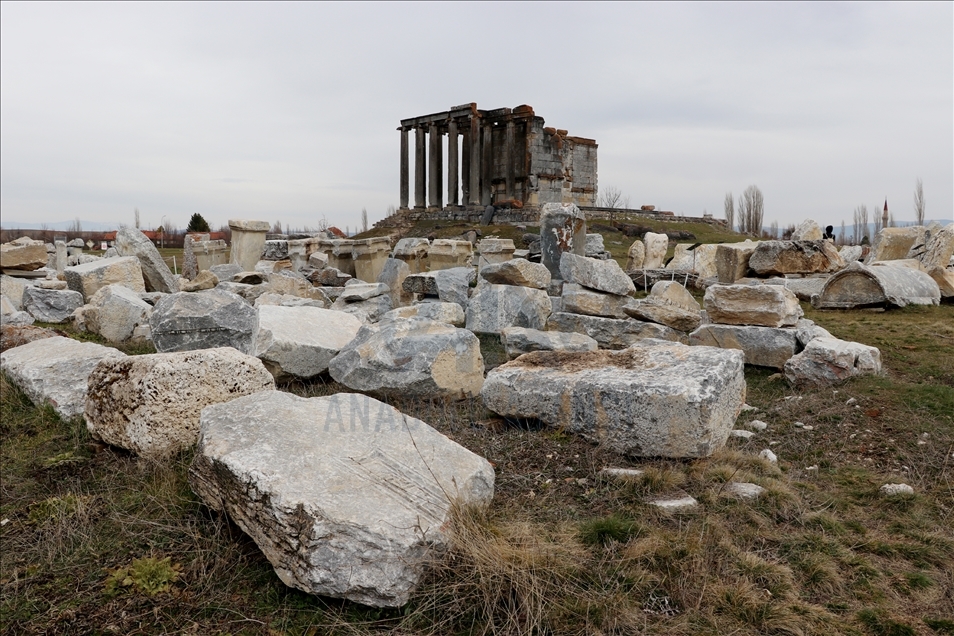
505 118 515 200
428 123 442 209
414 127 426 209
461 129 471 205
228 220 270 272
469 116 481 205
481 122 493 206
447 119 459 207
54 240 67 273
399 127 409 209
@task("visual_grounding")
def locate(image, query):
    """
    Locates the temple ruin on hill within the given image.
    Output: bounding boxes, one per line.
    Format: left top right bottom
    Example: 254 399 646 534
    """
398 103 597 211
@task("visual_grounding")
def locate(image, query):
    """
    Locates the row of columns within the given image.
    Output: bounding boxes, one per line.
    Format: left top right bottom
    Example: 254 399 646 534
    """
399 116 517 210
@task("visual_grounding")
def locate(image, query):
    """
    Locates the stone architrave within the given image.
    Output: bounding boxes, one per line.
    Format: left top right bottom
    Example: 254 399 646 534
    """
559 252 636 296
749 240 845 276
465 281 551 334
689 324 798 369
228 220 271 273
352 237 392 283
188 390 494 607
22 287 84 323
193 239 228 273
539 202 586 278
546 312 686 349
254 306 363 381
392 238 430 273
499 327 598 359
790 219 823 241
865 227 921 264
704 284 803 327
115 227 179 293
642 233 669 269
380 302 465 327
428 239 473 271
150 289 259 354
479 259 550 289
476 239 516 272
64 256 146 301
85 348 275 458
0 240 47 271
784 337 882 386
482 341 746 458
625 239 646 271
329 240 357 277
377 258 414 309
562 283 630 319
329 318 485 399
84 284 153 343
665 244 719 279
0 336 126 419
715 239 758 285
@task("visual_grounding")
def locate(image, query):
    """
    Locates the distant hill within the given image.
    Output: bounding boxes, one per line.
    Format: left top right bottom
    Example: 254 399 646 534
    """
0 219 118 232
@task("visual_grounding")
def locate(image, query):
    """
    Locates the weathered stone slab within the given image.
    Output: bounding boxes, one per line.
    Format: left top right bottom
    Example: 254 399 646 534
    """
666 244 718 279
795 318 833 348
540 203 586 278
115 227 179 293
352 237 391 283
392 237 429 273
479 259 550 289
749 240 845 276
477 239 516 272
402 267 475 309
482 341 746 458
465 282 551 334
784 337 882 386
377 258 413 308
927 266 954 298
428 239 473 271
625 239 645 270
331 294 393 324
330 318 484 399
21 287 84 324
0 336 126 419
0 275 28 309
562 283 630 319
919 223 954 270
689 324 797 369
559 252 635 296
584 233 605 258
790 219 823 241
649 280 701 312
0 305 35 327
229 220 270 272
85 348 274 458
500 327 597 359
337 282 389 303
812 262 940 309
865 227 920 264
65 256 146 301
642 233 669 269
623 298 701 332
704 284 803 327
764 276 829 302
188 390 494 607
546 312 686 349
150 289 259 354
839 245 864 263
180 270 219 292
310 266 352 287
0 241 47 271
380 302 465 327
84 284 152 343
265 270 326 302
255 306 362 381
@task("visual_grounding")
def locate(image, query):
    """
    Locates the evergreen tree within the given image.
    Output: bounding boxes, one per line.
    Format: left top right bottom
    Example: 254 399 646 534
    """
187 213 211 233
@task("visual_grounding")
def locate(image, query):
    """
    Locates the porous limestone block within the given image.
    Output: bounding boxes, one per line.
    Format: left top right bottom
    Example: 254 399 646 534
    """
689 324 798 369
255 305 362 381
479 259 551 289
559 252 635 296
115 227 179 293
784 337 882 386
465 281 551 335
150 289 259 354
22 287 84 323
65 256 146 301
704 284 803 328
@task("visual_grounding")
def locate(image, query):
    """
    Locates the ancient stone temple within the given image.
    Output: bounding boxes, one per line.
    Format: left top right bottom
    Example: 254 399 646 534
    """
398 103 597 211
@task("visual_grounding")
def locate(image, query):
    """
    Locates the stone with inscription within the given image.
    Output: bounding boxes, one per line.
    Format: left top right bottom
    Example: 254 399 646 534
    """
150 289 259 354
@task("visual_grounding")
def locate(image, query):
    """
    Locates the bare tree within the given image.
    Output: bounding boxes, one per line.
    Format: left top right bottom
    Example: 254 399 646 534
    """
769 220 779 239
839 220 846 246
67 217 83 234
386 204 397 218
271 220 283 234
134 208 140 229
872 203 883 237
852 205 869 244
914 178 925 225
361 208 368 233
723 192 735 232
889 212 896 228
598 186 625 208
737 185 764 236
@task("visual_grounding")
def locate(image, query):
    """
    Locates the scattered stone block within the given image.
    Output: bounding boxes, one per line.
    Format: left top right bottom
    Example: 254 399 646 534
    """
392 238 430 273
559 252 635 296
794 318 832 348
650 496 698 511
64 256 146 301
704 284 803 328
428 239 473 271
839 245 864 263
479 259 550 289
482 341 746 458
403 267 475 309
377 258 413 309
115 227 179 293
0 336 126 419
477 239 516 272
352 237 391 283
666 244 718 279
331 293 392 323
465 281 551 334
562 283 630 319
255 306 362 381
330 318 484 399
623 298 701 332
1 324 59 349
865 227 920 264
0 240 47 271
540 203 586 278
188 391 494 607
22 287 84 323
379 302 465 327
500 326 597 359
84 284 152 343
337 282 389 303
625 239 645 271
790 219 823 241
546 312 686 349
180 270 219 292
749 240 845 276
689 324 797 369
784 337 881 386
812 262 940 309
85 348 275 458
150 289 259 355
229 220 271 272
0 275 28 309
649 280 701 312
919 223 954 270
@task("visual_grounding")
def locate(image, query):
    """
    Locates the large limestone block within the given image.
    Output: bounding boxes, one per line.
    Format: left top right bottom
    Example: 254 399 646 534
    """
546 312 687 349
65 256 146 301
479 259 550 289
352 237 391 283
331 293 393 324
329 318 484 399
766 277 828 302
0 336 126 419
928 266 954 298
791 219 823 241
642 233 669 269
114 227 179 293
623 298 701 332
337 283 389 303
392 238 429 273
865 227 920 264
562 283 630 319
482 341 746 458
704 284 803 327
584 233 605 257
689 324 797 369
377 258 414 308
188 391 494 607
839 245 864 263
265 270 326 302
919 224 954 270
150 289 259 354
255 306 362 380
500 327 597 360
428 240 473 271
22 287 84 323
229 220 271 272
0 275 28 309
625 240 645 271
540 202 586 278
0 241 47 271
477 239 516 272
380 302 465 327
649 280 701 312
715 241 758 284
559 252 636 296
749 240 845 276
665 244 719 279
812 262 940 309
465 282 551 334
403 267 475 309
784 337 882 386
85 348 275 458
85 284 152 342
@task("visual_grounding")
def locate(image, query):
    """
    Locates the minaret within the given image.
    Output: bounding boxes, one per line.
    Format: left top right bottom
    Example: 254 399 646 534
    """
882 199 889 229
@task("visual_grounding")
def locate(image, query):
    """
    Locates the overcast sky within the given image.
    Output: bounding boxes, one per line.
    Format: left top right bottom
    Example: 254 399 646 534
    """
2 2 951 233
